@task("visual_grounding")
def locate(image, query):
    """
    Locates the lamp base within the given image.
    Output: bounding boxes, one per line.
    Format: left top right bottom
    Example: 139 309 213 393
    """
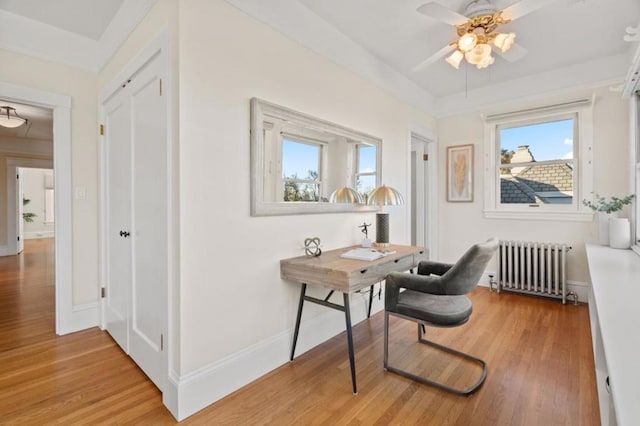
375 212 390 246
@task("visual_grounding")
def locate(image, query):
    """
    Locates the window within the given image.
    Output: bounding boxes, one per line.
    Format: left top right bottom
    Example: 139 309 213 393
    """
281 138 322 202
355 144 377 199
483 100 593 221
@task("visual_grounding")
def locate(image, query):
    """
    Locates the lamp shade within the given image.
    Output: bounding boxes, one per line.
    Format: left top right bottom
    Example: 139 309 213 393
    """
0 106 27 128
366 184 404 206
464 44 492 65
446 50 464 69
329 186 363 204
493 32 515 53
457 33 478 52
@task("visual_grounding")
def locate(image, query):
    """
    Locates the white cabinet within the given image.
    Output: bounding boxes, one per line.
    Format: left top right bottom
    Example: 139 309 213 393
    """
586 244 640 425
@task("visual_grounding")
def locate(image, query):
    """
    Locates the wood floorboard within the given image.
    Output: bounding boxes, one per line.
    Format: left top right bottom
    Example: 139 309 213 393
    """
0 239 599 424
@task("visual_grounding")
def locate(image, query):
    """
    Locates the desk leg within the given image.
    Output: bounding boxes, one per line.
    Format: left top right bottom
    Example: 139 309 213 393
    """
290 283 307 361
367 284 374 319
343 293 357 395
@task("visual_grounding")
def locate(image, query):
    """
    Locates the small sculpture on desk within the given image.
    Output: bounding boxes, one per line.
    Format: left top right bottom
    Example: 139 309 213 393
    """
304 237 322 257
359 222 372 248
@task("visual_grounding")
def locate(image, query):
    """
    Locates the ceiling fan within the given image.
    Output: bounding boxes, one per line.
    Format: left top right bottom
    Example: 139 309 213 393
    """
413 0 559 71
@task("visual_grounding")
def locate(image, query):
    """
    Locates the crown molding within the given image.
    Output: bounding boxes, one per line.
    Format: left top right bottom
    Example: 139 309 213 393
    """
225 0 436 116
0 0 157 72
435 53 630 117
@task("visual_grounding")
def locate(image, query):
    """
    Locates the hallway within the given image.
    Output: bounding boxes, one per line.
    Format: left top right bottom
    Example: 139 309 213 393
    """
0 239 174 423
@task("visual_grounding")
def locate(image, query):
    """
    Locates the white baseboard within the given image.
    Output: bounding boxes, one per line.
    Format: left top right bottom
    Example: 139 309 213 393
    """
166 286 383 421
24 231 54 239
478 271 589 303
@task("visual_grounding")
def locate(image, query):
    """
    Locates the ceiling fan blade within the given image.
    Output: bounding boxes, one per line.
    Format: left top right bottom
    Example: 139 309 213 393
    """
493 42 528 62
416 2 468 26
412 44 456 72
501 0 559 21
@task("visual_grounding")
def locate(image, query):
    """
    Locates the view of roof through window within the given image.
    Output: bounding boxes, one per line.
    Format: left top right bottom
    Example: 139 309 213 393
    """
499 118 574 205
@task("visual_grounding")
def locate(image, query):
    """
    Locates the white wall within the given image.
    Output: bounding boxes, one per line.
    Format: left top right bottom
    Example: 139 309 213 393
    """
0 49 98 305
21 167 54 238
167 0 434 417
437 86 630 287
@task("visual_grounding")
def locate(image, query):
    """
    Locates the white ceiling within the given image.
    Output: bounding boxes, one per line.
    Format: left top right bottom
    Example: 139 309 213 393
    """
0 0 124 40
0 0 637 116
0 100 52 141
227 0 640 115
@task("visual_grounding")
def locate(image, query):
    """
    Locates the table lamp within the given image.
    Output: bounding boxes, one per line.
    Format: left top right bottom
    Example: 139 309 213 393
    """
367 185 404 247
329 186 363 204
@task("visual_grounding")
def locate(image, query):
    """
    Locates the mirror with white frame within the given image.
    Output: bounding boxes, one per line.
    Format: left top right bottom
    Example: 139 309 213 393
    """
250 98 382 216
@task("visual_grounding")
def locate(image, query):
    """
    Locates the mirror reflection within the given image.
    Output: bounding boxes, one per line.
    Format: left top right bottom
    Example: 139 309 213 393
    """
250 98 381 216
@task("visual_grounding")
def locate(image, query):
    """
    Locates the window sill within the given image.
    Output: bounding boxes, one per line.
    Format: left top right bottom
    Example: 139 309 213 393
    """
483 210 594 222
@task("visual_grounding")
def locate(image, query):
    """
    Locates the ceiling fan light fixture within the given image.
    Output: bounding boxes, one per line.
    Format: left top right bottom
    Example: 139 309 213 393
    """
446 50 464 69
457 32 478 52
476 54 495 69
493 32 516 53
0 106 27 128
464 43 492 65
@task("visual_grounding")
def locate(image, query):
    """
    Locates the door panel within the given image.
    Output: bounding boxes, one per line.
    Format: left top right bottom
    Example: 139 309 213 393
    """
129 54 167 390
104 93 132 353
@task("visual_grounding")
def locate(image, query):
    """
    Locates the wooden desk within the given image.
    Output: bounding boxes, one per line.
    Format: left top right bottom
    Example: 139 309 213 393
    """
281 244 428 394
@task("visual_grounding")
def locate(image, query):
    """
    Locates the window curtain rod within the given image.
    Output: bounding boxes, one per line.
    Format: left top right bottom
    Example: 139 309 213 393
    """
483 98 592 123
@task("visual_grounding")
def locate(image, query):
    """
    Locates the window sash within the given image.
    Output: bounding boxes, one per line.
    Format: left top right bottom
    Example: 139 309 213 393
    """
495 114 578 210
483 100 593 221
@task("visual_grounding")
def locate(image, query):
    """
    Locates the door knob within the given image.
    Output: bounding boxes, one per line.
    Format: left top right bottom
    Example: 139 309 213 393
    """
119 230 130 238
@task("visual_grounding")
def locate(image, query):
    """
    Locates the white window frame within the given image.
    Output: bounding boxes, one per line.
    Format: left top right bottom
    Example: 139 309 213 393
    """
354 143 377 195
483 99 594 221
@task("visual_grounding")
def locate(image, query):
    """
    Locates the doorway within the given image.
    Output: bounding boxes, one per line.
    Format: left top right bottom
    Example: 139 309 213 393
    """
0 82 78 335
410 131 437 257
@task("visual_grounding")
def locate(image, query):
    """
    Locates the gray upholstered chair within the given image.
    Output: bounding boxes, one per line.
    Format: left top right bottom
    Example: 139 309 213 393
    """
383 238 498 395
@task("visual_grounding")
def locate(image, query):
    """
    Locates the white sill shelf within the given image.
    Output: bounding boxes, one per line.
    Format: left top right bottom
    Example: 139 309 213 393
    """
484 210 593 222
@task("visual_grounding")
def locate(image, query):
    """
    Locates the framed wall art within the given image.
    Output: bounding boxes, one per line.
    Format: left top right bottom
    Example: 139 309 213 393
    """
446 144 474 202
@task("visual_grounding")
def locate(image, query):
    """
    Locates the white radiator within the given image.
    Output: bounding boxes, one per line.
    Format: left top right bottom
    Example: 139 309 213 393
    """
495 240 574 304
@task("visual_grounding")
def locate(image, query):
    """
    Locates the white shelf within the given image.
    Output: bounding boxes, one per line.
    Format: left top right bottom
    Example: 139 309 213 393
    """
586 244 640 425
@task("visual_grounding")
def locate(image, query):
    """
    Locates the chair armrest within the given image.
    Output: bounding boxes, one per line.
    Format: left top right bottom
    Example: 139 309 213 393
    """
417 260 454 277
385 271 445 311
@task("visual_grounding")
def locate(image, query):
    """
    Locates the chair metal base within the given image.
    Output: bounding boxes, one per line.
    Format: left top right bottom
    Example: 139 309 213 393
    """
383 312 487 396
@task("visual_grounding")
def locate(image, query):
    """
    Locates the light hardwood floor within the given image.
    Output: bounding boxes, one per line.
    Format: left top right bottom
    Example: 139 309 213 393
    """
0 240 599 425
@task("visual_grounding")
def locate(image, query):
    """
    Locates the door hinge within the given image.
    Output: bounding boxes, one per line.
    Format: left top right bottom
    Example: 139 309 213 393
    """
99 124 104 135
17 236 20 241
159 78 162 96
423 154 429 161
160 334 164 351
17 174 19 179
101 287 106 298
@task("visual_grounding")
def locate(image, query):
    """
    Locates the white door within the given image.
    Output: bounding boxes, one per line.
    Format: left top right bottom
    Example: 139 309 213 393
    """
17 169 24 254
102 52 167 391
128 55 167 390
411 136 429 248
104 89 132 353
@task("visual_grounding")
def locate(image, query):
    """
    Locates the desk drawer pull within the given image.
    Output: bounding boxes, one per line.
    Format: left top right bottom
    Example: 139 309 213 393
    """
360 269 368 274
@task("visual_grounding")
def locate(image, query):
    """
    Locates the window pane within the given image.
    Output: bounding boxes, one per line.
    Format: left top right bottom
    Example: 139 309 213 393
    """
283 182 319 202
282 139 320 202
282 139 319 180
356 175 376 197
358 145 376 173
499 119 574 205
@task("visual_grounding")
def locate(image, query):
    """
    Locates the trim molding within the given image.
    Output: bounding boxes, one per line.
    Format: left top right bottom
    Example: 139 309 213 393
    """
166 289 383 421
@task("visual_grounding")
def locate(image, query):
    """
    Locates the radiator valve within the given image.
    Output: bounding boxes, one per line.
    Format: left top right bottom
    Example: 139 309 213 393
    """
488 274 498 293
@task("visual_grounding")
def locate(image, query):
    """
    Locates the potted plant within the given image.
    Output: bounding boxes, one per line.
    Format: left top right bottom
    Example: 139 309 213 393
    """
582 193 634 246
